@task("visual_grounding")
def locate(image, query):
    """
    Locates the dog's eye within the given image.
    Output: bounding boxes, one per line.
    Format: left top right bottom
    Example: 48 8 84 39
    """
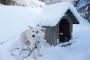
36 31 39 33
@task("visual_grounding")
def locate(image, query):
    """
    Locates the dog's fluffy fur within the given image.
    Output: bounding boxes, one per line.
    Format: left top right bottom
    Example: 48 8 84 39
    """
20 26 45 59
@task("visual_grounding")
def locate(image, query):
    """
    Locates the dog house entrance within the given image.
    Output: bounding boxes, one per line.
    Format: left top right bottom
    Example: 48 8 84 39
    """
59 19 71 43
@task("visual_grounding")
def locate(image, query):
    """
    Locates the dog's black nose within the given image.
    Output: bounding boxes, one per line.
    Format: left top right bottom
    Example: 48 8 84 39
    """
32 35 35 37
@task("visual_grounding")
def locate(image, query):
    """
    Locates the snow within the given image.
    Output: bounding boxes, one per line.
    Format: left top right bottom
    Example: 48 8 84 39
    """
0 2 90 60
0 2 88 28
32 2 88 25
0 24 90 60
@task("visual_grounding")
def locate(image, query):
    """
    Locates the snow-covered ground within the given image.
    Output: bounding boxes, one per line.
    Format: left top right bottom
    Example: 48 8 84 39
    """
0 2 90 60
0 23 90 60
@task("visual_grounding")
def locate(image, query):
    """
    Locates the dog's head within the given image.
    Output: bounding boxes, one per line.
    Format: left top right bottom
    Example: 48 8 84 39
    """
28 25 45 40
28 26 38 39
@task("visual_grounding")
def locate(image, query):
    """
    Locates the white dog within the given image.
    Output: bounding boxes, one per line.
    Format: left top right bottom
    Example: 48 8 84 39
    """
19 25 45 59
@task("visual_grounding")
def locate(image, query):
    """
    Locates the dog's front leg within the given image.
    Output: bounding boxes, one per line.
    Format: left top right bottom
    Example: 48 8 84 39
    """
37 41 42 57
31 49 37 60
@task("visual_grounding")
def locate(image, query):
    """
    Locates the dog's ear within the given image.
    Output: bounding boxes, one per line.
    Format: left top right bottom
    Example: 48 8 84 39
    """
41 28 46 32
36 25 46 32
28 26 33 29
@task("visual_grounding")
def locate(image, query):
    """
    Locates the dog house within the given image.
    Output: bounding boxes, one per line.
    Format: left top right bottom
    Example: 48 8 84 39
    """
43 9 79 45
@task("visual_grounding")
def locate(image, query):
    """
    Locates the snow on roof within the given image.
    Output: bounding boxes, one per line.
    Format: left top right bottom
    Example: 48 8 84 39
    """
0 2 87 26
40 2 88 26
0 2 88 42
0 2 87 27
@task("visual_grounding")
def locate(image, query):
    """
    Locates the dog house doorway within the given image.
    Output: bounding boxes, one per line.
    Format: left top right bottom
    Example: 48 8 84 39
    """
59 18 71 43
